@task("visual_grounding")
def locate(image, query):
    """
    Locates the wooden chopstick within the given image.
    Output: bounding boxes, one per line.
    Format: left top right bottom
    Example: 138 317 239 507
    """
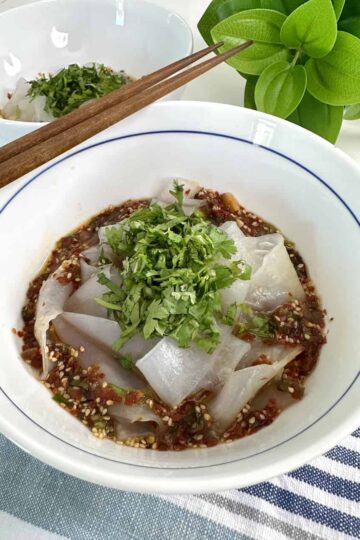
0 41 252 187
0 42 223 164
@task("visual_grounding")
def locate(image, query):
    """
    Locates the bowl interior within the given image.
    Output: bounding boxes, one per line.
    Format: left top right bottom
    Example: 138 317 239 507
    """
0 104 359 477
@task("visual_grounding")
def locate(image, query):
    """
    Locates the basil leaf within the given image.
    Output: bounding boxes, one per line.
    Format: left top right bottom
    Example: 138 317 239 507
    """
288 91 343 142
255 60 307 117
344 103 360 120
280 0 337 58
306 31 360 105
338 16 360 38
198 0 294 45
332 0 345 19
211 9 287 44
212 37 290 75
244 77 258 109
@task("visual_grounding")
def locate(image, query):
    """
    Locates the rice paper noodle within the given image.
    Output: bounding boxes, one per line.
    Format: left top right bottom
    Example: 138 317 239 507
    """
237 341 300 370
57 312 158 360
218 222 251 310
110 403 160 425
2 78 54 122
220 222 305 311
114 420 155 441
80 259 97 283
209 346 303 432
81 245 100 265
111 402 160 442
199 325 250 386
65 264 120 318
35 260 74 377
53 314 144 389
137 327 250 408
247 235 305 311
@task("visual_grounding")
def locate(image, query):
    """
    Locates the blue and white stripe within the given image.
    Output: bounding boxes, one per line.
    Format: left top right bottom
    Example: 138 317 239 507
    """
1 429 359 539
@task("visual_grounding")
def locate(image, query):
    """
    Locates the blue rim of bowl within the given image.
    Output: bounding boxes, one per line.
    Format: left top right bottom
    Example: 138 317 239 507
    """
0 129 359 471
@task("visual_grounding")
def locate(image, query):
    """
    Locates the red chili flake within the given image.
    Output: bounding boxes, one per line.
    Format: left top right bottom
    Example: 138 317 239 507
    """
21 347 42 369
238 331 256 343
92 386 123 404
125 390 144 405
252 355 272 366
68 387 83 402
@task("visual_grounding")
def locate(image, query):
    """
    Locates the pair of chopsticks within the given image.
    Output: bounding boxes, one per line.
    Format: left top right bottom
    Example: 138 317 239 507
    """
0 40 252 187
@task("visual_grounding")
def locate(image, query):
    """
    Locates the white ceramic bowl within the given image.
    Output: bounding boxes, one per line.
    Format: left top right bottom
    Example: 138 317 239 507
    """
0 101 359 494
0 0 192 145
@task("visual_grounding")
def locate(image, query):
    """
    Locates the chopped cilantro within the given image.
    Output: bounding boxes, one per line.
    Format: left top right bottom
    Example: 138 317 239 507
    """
219 303 238 326
108 384 128 397
97 183 252 353
69 379 89 391
28 63 130 117
52 394 71 406
237 305 275 339
117 353 135 371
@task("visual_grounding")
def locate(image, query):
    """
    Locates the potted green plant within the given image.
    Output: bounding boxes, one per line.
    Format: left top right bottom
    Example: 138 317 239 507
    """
198 0 360 142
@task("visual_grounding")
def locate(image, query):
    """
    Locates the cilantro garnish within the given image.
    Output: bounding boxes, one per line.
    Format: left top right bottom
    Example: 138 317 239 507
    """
108 384 128 397
52 394 71 406
237 304 275 339
28 63 129 117
117 354 135 371
97 184 252 353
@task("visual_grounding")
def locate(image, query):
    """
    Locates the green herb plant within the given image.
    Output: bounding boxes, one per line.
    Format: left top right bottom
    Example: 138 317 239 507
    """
198 0 360 142
97 183 251 354
28 63 129 118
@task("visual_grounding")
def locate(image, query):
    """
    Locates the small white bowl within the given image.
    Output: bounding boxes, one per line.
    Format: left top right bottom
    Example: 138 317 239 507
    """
0 101 359 494
0 0 193 145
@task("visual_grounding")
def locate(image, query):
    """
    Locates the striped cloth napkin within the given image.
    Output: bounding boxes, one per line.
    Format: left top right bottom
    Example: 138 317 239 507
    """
0 430 359 540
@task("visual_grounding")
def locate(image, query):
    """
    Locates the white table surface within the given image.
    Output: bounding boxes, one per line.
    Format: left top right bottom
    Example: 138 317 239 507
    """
0 0 359 164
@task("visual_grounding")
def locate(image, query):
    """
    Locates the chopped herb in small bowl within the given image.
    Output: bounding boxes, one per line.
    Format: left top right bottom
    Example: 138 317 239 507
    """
28 63 131 118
